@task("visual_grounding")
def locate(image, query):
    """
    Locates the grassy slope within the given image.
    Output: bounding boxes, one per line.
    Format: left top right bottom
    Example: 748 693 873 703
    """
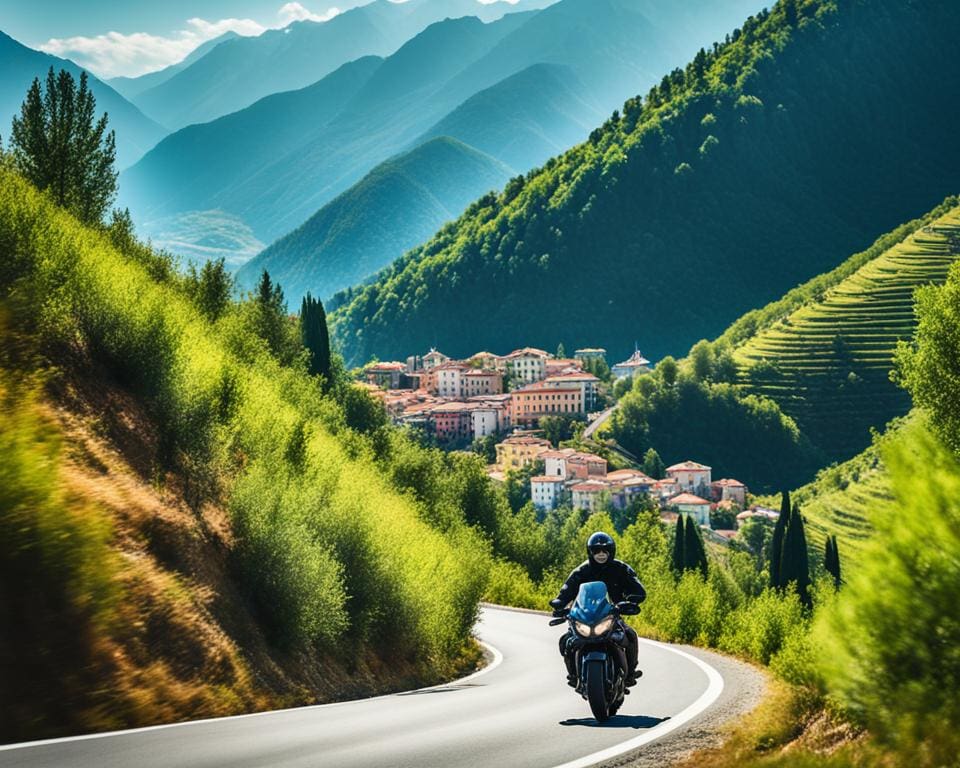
733 203 960 462
330 0 960 366
0 166 488 740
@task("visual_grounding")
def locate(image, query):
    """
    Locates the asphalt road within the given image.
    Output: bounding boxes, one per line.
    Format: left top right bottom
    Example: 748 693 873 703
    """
0 606 727 768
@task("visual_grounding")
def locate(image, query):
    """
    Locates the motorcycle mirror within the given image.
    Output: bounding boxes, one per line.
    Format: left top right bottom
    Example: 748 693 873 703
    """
548 617 567 626
616 601 640 616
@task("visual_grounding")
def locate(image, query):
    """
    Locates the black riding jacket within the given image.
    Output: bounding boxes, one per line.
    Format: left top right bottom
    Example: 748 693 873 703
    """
554 558 647 607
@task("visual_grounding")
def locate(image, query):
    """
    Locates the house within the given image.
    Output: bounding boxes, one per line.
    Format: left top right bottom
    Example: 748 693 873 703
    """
574 348 607 364
431 402 473 443
427 362 469 398
710 478 747 506
735 506 780 529
365 361 407 389
422 349 449 370
546 358 583 378
670 493 712 526
463 369 503 397
571 479 613 512
501 348 549 386
469 394 512 434
495 434 552 470
666 460 712 496
511 380 583 427
607 469 654 503
612 348 652 379
543 372 600 412
566 452 607 480
467 351 500 369
541 448 578 479
651 476 680 504
531 475 566 511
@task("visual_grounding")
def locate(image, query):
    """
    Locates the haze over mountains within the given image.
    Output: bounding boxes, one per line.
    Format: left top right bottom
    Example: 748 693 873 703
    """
330 0 960 367
0 30 166 168
126 0 554 132
121 0 762 294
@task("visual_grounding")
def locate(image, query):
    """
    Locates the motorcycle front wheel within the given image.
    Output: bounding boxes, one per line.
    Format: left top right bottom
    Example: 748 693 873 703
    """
585 659 609 722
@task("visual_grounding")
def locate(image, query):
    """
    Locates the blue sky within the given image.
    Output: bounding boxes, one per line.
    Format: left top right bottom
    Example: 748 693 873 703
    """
2 0 381 77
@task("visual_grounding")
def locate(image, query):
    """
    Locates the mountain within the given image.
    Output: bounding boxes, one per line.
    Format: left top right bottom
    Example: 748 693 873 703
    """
415 63 603 172
0 30 167 168
130 0 549 131
330 0 960 367
107 32 239 103
121 12 536 247
236 137 512 301
122 0 763 264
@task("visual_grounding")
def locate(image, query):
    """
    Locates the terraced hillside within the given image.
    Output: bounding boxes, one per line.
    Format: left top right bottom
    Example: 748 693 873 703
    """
735 205 960 462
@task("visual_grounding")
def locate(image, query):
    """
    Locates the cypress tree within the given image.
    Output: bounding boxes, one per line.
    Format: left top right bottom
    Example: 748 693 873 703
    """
824 536 835 578
683 515 708 577
825 534 842 589
300 293 332 383
769 490 791 589
781 502 811 607
671 515 685 574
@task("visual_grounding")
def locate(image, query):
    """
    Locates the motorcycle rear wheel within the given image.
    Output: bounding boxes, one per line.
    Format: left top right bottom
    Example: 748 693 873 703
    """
585 659 610 722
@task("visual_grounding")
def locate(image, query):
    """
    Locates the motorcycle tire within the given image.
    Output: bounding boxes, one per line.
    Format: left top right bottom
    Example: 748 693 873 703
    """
585 659 609 722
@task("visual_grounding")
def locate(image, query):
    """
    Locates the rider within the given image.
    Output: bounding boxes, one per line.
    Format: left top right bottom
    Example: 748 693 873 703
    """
550 531 646 689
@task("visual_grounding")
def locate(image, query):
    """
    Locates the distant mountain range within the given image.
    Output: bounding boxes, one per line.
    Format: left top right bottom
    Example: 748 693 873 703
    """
0 30 167 168
121 0 762 282
107 32 239 104
126 0 553 131
236 137 512 301
329 0 960 367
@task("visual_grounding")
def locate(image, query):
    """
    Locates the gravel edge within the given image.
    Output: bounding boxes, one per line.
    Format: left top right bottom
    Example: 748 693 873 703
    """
598 645 769 768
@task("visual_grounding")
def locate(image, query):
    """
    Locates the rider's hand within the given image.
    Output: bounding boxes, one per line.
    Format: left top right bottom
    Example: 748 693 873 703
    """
552 608 567 618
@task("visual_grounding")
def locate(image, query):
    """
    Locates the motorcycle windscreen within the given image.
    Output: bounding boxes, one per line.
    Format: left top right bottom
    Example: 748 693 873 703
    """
570 581 613 624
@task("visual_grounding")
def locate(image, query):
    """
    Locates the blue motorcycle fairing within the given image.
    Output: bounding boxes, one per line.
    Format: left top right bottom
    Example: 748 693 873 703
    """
569 581 614 624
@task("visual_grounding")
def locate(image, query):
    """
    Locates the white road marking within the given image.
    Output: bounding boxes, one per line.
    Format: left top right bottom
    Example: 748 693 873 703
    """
547 638 725 768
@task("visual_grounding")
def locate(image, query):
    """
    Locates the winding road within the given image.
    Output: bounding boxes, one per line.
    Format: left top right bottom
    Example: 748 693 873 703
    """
0 606 741 768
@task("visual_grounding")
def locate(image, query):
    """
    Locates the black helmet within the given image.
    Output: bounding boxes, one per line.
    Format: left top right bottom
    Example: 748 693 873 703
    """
586 531 616 563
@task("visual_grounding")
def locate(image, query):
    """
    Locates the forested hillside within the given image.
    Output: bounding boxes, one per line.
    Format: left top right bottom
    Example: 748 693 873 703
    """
237 138 512 301
330 0 960 366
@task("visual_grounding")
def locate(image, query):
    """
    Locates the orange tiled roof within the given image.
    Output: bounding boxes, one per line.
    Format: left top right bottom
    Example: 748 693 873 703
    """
666 460 712 472
670 493 711 506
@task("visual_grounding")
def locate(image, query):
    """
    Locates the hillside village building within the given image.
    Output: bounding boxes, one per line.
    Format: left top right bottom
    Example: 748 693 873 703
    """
711 478 747 506
511 380 583 427
670 493 712 526
666 461 712 496
501 348 549 385
575 348 607 364
612 348 652 379
495 434 552 470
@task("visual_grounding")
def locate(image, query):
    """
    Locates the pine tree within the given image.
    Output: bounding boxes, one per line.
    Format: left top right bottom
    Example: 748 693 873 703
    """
556 343 566 359
10 67 117 224
781 502 811 607
770 490 791 589
254 270 289 359
300 293 332 383
824 534 842 589
671 515 685 575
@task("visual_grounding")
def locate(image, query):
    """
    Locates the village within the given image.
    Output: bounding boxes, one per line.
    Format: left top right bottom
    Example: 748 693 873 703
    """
359 345 777 535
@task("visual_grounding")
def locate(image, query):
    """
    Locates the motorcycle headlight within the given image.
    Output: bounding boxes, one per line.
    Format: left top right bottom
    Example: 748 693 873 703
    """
594 617 615 636
574 621 592 637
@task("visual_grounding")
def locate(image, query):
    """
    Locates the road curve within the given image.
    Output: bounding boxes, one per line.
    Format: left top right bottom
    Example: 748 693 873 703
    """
0 607 729 768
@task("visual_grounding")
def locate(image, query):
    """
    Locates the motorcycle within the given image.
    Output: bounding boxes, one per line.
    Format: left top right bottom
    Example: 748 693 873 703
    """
549 581 640 722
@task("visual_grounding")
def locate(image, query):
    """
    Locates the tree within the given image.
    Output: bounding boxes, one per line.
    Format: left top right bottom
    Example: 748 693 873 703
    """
769 490 791 588
10 67 117 224
683 514 708 577
658 356 678 387
780 502 811 607
300 293 331 383
689 339 715 382
642 447 665 479
556 343 566 359
254 270 289 360
824 534 842 589
671 515 685 575
187 258 233 323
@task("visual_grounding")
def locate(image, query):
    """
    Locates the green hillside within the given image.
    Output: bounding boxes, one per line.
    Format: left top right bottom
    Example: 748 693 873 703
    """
734 203 960 461
237 137 512 302
330 0 960 366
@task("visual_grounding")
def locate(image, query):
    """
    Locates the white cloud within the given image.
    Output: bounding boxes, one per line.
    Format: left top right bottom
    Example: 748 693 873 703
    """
39 4 342 80
278 3 341 25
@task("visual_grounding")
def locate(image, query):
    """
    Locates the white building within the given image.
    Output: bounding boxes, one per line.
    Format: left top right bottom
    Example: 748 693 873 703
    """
531 476 566 511
666 460 712 496
543 372 600 412
671 493 712 526
434 363 468 398
471 406 501 439
501 348 549 386
612 348 652 379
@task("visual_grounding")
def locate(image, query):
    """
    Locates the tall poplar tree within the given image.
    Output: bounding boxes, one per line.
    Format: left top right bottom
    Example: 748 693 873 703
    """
671 515 685 575
683 515 708 577
770 490 792 589
10 67 117 224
